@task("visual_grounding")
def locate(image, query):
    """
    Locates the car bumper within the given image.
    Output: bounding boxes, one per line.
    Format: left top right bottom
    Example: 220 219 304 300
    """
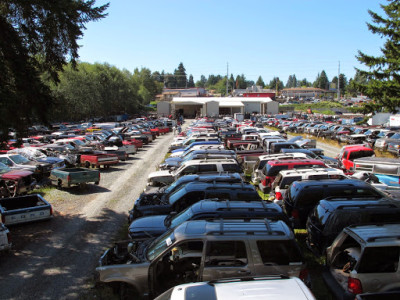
322 267 355 300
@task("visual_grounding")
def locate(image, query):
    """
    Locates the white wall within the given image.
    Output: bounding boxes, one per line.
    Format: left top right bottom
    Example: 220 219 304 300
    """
368 113 391 126
266 101 279 114
242 101 261 114
205 101 219 117
157 101 171 116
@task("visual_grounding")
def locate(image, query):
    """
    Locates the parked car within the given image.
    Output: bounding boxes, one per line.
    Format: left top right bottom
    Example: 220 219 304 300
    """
130 181 260 220
270 167 346 205
96 219 307 299
0 162 36 197
336 144 375 172
323 223 400 299
258 159 327 193
0 153 52 178
282 178 386 228
155 276 316 300
306 197 400 254
128 199 290 240
147 159 243 187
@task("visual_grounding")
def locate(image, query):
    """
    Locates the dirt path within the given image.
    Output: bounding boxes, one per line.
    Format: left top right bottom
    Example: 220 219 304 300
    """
0 130 179 300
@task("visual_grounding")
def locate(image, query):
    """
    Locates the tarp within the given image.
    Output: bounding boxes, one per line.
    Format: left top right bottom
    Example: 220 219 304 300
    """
219 101 244 107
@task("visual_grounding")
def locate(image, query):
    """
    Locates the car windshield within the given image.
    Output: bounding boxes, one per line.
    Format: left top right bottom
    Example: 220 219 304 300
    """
168 186 188 205
169 207 194 228
9 154 30 164
390 133 400 139
0 162 11 174
147 232 175 261
72 139 85 146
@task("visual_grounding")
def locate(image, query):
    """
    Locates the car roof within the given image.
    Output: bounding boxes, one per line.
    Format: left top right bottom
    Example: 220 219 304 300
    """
183 158 238 165
291 178 372 188
319 198 400 211
278 167 343 177
183 181 255 191
174 219 293 240
345 223 400 245
191 200 281 214
164 276 315 300
268 159 324 166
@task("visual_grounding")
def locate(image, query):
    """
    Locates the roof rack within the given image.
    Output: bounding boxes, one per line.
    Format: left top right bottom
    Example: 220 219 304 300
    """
367 235 400 242
323 195 382 201
206 218 285 236
336 203 397 210
207 275 290 286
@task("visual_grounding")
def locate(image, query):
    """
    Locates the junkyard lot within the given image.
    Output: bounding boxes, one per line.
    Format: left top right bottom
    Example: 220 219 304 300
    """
0 132 177 300
0 126 341 300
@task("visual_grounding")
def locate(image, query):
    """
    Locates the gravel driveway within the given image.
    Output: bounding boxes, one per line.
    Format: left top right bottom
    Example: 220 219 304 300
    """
0 130 178 300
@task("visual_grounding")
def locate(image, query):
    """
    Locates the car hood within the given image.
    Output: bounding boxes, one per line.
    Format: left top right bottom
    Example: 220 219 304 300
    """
128 215 167 237
0 169 33 179
148 170 173 179
37 157 64 164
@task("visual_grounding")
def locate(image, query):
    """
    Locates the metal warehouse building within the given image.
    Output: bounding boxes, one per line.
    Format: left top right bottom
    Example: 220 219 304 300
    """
158 97 278 118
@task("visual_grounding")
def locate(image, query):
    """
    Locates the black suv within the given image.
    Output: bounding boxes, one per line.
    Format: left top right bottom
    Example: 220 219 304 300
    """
282 178 386 228
128 199 290 240
130 181 260 220
306 197 400 254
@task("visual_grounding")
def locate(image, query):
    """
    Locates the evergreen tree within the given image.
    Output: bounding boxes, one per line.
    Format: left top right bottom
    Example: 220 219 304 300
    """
286 75 293 88
313 70 329 89
356 0 400 113
256 76 265 87
187 75 195 88
195 75 207 88
174 62 187 88
268 77 283 91
299 78 311 87
0 0 108 140
164 73 177 88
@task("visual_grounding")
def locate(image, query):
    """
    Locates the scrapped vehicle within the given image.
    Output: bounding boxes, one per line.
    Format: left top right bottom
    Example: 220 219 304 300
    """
131 181 259 220
306 197 400 255
281 148 340 168
80 153 119 169
270 167 346 205
259 159 327 193
336 144 375 172
155 276 316 300
353 156 400 188
373 131 398 151
0 154 52 178
96 219 307 299
282 178 386 229
8 147 66 170
50 167 100 188
128 199 289 240
0 162 36 197
323 223 400 299
0 194 53 225
38 144 78 167
147 159 242 187
251 153 308 186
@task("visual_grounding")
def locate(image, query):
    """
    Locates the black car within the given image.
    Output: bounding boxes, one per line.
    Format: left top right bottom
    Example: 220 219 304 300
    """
306 197 400 254
128 199 289 240
130 181 260 220
282 178 386 228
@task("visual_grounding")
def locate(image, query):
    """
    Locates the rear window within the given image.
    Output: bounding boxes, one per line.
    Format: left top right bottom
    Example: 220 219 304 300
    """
357 246 399 273
266 164 289 176
257 240 303 265
349 150 374 160
280 176 302 189
199 164 218 172
223 164 242 173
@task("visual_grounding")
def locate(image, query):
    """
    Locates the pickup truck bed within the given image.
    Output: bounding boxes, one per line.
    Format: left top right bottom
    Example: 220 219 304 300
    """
50 167 100 188
0 194 52 225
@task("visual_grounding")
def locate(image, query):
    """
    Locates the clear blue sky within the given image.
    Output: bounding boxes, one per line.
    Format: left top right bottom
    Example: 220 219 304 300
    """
78 0 384 84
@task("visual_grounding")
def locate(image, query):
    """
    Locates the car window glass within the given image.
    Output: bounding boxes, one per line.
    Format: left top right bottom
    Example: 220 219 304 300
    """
222 164 241 173
257 240 303 265
357 246 399 273
205 192 230 200
205 241 248 267
199 164 217 172
280 176 302 188
298 189 324 205
181 165 198 175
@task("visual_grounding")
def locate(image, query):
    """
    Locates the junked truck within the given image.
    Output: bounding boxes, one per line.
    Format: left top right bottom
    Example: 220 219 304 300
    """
0 194 52 226
50 167 100 188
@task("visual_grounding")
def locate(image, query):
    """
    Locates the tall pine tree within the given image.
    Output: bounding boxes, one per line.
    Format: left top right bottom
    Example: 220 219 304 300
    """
356 0 400 113
174 62 187 88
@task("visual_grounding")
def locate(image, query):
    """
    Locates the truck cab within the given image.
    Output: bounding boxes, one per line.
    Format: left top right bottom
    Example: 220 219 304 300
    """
337 144 375 172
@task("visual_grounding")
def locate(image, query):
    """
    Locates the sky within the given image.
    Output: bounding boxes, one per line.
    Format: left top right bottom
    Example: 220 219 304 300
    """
78 0 385 84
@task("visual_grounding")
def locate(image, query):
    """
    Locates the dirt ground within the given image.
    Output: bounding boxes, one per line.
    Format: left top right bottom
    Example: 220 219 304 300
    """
0 130 178 300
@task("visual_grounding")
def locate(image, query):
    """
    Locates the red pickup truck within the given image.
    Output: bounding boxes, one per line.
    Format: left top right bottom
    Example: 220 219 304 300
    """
336 144 375 172
80 153 119 169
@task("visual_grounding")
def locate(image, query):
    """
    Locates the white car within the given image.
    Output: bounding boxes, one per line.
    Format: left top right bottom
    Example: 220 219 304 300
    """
155 276 315 300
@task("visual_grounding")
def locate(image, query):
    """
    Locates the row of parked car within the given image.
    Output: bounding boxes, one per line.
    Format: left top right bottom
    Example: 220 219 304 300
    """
0 117 174 255
268 117 400 156
95 116 400 300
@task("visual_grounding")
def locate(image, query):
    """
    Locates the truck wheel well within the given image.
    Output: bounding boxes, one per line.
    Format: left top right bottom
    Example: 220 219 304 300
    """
119 283 140 300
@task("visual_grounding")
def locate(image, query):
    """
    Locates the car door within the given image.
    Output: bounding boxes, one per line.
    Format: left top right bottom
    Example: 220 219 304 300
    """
201 240 252 281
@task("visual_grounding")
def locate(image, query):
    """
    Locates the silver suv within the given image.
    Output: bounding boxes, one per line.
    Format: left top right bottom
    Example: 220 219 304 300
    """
97 219 307 299
323 223 400 299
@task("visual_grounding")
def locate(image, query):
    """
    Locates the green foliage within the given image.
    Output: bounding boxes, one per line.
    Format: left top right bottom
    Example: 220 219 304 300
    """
209 78 228 95
174 62 187 88
256 76 265 87
355 0 400 113
267 77 284 90
285 101 343 112
313 70 329 89
195 75 207 88
346 70 368 97
235 74 247 89
187 74 195 88
286 74 298 88
0 0 108 140
299 78 311 87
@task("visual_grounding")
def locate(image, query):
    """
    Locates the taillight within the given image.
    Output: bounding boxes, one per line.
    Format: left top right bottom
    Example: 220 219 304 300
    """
67 175 71 182
50 206 53 216
275 191 283 200
261 178 267 186
299 268 309 281
348 277 363 294
291 209 299 219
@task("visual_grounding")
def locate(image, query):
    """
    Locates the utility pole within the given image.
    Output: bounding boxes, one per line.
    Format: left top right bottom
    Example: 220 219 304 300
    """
337 61 340 101
226 62 229 96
